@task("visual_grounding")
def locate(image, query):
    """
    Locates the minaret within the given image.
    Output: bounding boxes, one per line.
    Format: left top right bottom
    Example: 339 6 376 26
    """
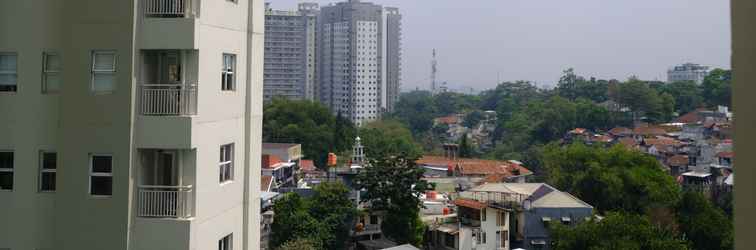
352 136 365 166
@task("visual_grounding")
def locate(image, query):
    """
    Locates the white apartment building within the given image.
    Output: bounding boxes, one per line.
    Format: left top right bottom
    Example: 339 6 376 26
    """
667 63 710 84
0 0 264 249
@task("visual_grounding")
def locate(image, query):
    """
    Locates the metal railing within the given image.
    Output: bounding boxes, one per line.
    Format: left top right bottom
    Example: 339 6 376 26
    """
144 0 194 17
137 185 194 218
140 84 197 116
458 191 527 211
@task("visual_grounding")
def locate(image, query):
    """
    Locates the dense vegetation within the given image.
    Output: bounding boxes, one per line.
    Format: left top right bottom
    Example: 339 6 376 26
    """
271 182 357 250
263 98 356 167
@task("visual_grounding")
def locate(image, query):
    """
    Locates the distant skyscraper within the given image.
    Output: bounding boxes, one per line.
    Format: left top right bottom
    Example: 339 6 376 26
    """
384 7 402 113
263 2 319 101
667 63 710 84
318 0 401 126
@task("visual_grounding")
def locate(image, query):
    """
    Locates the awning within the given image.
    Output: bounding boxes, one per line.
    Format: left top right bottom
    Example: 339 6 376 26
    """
561 217 571 222
436 224 459 235
454 198 486 210
541 217 552 222
531 239 547 245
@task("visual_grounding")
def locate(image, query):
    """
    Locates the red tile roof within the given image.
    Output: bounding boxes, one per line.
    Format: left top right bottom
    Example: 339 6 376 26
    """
454 198 486 210
674 108 708 124
668 155 689 166
261 176 273 192
633 127 667 136
262 154 282 169
570 128 587 134
300 159 317 172
435 115 460 125
609 127 633 136
417 156 531 176
618 137 638 148
644 138 683 147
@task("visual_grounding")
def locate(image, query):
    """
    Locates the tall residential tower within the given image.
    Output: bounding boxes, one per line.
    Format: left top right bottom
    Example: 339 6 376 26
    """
263 2 319 101
383 7 402 113
0 0 264 249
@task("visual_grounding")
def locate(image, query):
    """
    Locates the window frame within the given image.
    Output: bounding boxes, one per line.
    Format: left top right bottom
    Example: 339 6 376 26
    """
42 52 61 94
219 143 234 184
0 151 14 191
90 50 117 94
221 53 236 91
219 233 233 250
39 151 57 192
89 154 114 197
0 52 18 92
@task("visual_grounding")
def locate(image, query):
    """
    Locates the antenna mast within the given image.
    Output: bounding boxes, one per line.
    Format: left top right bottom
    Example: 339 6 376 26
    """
431 49 438 94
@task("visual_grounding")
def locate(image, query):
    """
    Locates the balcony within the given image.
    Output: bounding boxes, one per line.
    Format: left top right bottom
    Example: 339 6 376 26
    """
137 185 194 218
144 0 196 18
140 84 197 116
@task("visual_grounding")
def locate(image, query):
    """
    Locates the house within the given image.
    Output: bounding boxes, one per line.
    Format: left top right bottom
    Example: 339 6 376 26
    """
417 156 532 183
633 126 668 140
609 127 633 137
667 155 690 176
262 154 297 187
429 183 593 250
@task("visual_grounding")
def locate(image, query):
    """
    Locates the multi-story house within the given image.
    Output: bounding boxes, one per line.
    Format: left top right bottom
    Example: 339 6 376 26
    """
263 2 318 101
0 0 264 249
429 183 593 250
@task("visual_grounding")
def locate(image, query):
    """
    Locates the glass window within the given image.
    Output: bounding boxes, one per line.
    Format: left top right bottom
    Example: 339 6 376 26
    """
0 53 18 92
222 54 236 91
39 151 57 192
91 51 116 93
0 151 13 190
219 144 234 183
90 154 113 196
42 52 61 93
219 234 233 250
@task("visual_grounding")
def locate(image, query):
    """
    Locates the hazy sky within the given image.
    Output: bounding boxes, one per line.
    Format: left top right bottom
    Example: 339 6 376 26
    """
271 0 731 92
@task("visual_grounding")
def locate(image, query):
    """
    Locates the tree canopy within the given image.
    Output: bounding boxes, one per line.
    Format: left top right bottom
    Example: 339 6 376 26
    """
354 154 434 245
675 191 733 250
264 98 356 167
542 143 681 214
550 212 689 250
702 68 732 108
359 119 423 160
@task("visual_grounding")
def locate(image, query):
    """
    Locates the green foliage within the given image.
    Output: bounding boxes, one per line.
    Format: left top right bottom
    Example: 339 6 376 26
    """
360 119 423 159
556 68 610 102
542 143 681 214
388 91 437 134
660 81 704 114
462 110 485 128
264 98 356 168
355 154 434 245
277 238 321 250
702 68 732 108
271 182 358 250
458 134 474 158
675 191 733 250
550 212 688 250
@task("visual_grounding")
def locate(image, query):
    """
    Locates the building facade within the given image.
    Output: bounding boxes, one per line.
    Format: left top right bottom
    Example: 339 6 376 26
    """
667 63 710 84
263 2 318 101
0 0 264 249
318 0 401 126
383 7 402 113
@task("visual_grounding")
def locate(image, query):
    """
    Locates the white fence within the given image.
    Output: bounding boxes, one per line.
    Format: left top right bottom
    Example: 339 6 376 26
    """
144 0 192 17
140 84 197 116
137 185 194 218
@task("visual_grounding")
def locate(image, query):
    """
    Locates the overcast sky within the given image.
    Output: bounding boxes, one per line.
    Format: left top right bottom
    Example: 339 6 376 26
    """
271 0 731 92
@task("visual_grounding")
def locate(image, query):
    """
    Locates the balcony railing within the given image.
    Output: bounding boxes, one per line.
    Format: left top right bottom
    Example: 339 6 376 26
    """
144 0 194 18
137 185 194 218
140 84 197 116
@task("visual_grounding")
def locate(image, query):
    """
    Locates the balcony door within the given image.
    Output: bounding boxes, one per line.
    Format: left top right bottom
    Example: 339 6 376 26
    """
154 150 178 186
143 50 183 85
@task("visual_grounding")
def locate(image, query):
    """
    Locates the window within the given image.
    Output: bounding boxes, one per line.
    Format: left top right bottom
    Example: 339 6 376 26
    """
482 231 487 244
0 151 13 190
42 52 61 93
0 53 17 92
90 155 113 196
219 234 233 250
91 50 116 93
481 207 486 221
219 144 234 183
499 231 508 248
39 151 57 192
222 54 236 91
444 233 455 248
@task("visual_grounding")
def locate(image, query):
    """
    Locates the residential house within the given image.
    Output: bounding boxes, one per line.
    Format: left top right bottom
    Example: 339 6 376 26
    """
667 155 690 176
262 154 297 187
417 156 533 184
429 183 593 250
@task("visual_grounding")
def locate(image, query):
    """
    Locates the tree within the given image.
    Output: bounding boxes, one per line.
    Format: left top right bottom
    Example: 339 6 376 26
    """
264 99 356 168
388 90 437 134
354 154 434 245
661 81 704 114
675 191 733 250
458 134 474 158
550 212 688 250
543 143 681 214
277 238 321 250
308 182 358 250
271 193 328 249
702 68 732 108
359 119 423 159
462 110 485 128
